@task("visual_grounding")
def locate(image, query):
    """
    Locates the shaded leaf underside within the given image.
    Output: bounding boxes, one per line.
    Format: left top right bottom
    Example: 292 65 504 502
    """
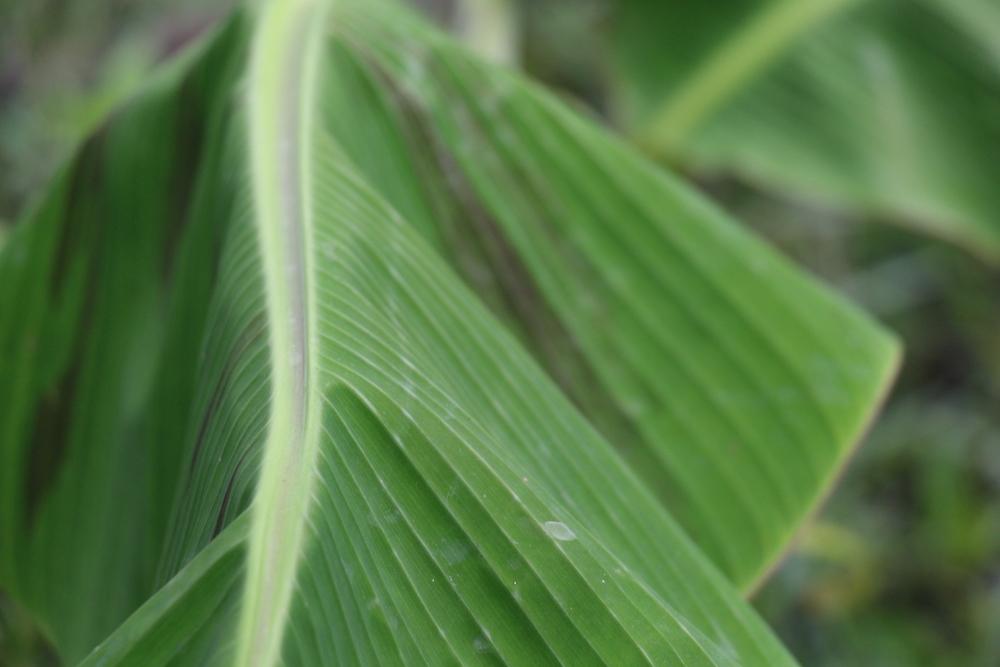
1 1 898 665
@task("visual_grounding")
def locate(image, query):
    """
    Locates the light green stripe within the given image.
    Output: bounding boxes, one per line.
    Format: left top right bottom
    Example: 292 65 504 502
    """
641 0 858 153
236 0 328 665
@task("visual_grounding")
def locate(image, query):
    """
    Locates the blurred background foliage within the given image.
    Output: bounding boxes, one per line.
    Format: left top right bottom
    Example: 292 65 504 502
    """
2 1 998 665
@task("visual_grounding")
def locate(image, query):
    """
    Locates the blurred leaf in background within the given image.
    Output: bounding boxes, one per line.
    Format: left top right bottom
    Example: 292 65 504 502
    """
0 0 234 222
0 594 58 667
607 0 1000 261
0 0 232 658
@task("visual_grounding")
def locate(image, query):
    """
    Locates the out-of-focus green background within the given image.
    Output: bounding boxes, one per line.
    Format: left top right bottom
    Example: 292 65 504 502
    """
2 1 998 665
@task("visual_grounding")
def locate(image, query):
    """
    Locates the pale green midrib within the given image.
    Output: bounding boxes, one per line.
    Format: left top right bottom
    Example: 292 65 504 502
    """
639 0 859 154
235 1 327 666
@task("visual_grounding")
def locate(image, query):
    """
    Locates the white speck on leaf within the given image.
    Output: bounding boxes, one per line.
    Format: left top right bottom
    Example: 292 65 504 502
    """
542 521 576 542
440 538 470 566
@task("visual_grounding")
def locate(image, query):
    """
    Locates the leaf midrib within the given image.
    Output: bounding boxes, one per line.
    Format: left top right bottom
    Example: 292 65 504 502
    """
235 0 327 665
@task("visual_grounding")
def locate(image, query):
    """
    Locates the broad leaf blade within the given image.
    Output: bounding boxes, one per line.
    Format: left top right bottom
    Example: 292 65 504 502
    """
0 1 899 664
322 3 899 589
82 130 803 667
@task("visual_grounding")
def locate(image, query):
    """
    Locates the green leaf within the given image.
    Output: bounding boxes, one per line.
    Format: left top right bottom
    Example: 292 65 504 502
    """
612 0 1000 260
321 3 898 591
0 0 898 664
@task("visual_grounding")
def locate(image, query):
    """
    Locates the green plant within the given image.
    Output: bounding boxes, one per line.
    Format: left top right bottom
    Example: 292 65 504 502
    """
0 0 899 664
608 0 1000 261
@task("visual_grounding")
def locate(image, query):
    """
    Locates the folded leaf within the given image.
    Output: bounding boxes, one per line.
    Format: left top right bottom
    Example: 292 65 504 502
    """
323 3 899 590
0 0 898 664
